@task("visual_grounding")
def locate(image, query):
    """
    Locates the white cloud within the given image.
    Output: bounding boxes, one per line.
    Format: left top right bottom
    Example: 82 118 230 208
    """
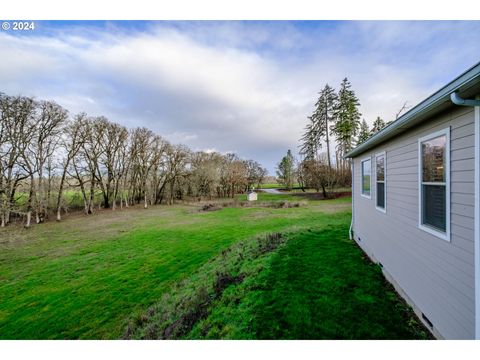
167 131 198 143
1 21 480 172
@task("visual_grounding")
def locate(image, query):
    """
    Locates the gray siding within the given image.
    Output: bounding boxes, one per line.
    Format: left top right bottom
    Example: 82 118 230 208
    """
352 106 475 339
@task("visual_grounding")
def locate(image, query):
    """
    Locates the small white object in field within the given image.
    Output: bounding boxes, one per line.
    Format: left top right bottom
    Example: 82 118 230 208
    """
247 192 257 201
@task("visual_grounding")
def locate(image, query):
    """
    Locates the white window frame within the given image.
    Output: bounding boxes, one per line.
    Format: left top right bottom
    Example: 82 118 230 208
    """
361 156 372 199
375 151 386 213
417 127 451 242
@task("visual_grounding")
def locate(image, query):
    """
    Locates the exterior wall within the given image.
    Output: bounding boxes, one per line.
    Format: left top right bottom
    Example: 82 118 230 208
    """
352 106 475 339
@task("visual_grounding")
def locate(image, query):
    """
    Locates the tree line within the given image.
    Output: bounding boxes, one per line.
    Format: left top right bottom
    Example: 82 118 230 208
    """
0 92 267 228
280 78 390 196
357 116 391 144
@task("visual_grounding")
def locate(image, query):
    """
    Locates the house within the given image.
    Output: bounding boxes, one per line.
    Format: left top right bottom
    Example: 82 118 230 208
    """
345 62 480 339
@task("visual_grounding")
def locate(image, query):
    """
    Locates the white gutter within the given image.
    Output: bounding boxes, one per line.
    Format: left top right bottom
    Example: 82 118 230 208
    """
346 61 480 159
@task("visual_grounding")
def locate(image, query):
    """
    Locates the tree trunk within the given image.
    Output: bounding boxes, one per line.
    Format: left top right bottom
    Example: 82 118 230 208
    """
25 175 35 228
169 181 175 205
322 185 327 199
26 211 32 228
56 163 69 221
87 176 95 214
3 208 10 227
6 186 17 225
46 170 53 220
37 166 44 224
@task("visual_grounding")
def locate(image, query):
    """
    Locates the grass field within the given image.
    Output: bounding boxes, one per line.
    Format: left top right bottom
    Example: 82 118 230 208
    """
258 183 283 189
0 193 429 339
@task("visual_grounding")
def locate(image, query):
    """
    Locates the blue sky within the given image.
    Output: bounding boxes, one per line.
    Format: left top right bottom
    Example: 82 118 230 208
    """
1 20 480 173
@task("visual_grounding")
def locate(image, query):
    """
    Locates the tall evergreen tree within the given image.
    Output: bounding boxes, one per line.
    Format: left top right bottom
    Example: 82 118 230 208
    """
331 78 361 169
299 117 318 161
299 84 337 167
371 116 386 134
276 149 295 190
357 119 371 144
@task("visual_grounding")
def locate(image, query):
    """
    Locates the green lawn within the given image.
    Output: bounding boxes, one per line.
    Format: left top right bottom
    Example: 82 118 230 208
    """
0 193 429 339
210 226 430 339
258 183 282 189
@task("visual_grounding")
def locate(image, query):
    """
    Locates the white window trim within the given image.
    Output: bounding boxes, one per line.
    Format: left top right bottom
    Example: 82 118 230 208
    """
375 151 386 213
417 127 451 242
361 156 372 199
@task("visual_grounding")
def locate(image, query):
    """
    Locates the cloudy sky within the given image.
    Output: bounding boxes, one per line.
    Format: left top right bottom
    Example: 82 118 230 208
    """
1 20 480 173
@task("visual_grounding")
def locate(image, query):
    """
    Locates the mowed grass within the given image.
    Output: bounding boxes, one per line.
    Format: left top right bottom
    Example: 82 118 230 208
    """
214 226 430 339
127 205 429 340
258 183 282 189
0 193 351 339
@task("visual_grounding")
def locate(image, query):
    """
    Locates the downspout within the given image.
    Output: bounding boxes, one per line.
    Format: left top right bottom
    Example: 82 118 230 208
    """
349 160 354 240
450 92 480 339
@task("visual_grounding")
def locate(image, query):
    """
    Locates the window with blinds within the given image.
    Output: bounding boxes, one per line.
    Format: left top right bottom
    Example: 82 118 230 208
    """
361 158 371 198
376 153 385 211
418 129 450 241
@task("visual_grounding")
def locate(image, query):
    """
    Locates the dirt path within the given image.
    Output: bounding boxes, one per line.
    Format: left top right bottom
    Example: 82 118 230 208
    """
261 188 282 194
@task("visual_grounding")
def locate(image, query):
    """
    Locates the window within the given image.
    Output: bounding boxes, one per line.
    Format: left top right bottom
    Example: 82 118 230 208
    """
361 157 371 198
418 128 450 241
376 152 386 212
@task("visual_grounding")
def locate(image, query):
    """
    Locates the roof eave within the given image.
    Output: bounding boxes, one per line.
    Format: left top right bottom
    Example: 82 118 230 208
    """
345 61 480 158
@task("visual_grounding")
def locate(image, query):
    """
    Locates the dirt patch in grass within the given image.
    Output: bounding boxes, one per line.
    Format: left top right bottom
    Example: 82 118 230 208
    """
197 201 305 212
213 273 245 295
263 201 302 209
200 204 223 212
257 233 283 254
158 272 247 339
123 231 287 339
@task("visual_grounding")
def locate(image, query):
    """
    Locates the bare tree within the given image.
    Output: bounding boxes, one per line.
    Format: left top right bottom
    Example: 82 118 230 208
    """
395 101 410 119
244 159 267 191
72 116 102 214
1 90 270 229
149 135 169 205
93 118 129 209
189 151 223 200
298 153 334 198
0 95 37 227
164 144 190 204
129 127 156 208
220 153 248 198
33 100 68 223
56 114 85 220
